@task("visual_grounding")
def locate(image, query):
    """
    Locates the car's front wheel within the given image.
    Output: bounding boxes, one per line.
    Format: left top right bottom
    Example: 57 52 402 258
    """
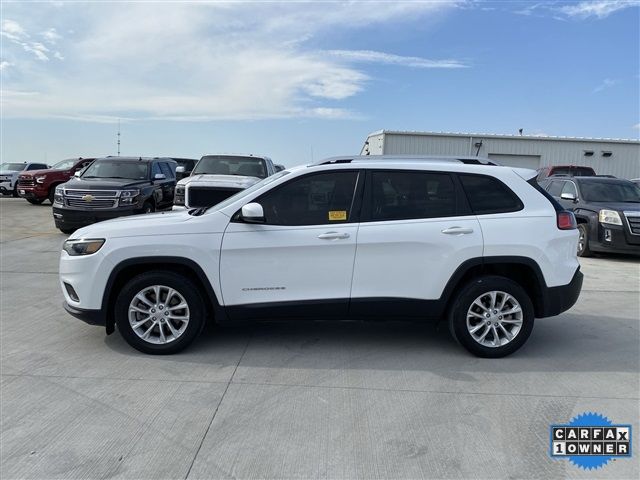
577 224 591 257
27 198 45 205
115 271 205 354
449 275 534 358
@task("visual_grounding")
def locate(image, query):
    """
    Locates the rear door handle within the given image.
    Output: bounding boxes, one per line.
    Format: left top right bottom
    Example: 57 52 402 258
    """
441 227 474 235
318 232 350 240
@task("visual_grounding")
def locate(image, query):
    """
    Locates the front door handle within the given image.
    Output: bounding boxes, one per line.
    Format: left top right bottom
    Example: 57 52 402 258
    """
318 232 350 240
441 227 474 235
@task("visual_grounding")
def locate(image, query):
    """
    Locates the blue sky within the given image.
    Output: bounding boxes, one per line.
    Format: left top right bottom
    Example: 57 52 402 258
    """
1 0 639 166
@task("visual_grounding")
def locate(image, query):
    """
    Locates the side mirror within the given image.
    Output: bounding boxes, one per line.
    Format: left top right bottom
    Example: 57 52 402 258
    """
241 202 265 223
560 192 577 202
74 171 81 178
175 166 185 174
154 173 166 180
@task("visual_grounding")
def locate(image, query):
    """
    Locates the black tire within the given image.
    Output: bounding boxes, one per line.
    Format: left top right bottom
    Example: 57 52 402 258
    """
12 185 18 197
142 201 155 214
115 271 205 355
48 187 57 205
27 198 45 205
59 227 75 234
577 224 592 257
448 275 535 358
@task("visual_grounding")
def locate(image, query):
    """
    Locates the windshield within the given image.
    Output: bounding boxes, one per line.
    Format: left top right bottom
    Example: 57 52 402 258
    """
580 181 640 203
0 163 25 171
81 160 149 180
193 156 267 178
52 158 78 170
204 170 290 214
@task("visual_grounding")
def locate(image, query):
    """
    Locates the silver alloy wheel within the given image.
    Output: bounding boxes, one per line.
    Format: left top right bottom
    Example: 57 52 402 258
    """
466 290 523 348
577 227 586 254
128 285 190 345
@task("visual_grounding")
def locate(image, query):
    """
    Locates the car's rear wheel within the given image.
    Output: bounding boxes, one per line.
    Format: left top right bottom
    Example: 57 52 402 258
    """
448 275 534 358
27 198 45 205
115 271 205 354
577 224 591 257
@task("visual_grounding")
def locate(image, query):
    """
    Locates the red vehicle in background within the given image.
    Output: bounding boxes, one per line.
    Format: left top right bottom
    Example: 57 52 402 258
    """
535 165 596 182
17 157 95 204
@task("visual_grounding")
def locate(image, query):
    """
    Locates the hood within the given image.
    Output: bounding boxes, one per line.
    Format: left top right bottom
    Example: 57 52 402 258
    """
178 174 260 189
63 177 150 190
70 209 229 239
19 167 67 178
0 170 20 176
588 202 640 212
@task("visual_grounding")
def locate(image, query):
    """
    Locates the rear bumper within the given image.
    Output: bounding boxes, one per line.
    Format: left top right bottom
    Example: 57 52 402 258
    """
63 302 106 326
539 268 583 318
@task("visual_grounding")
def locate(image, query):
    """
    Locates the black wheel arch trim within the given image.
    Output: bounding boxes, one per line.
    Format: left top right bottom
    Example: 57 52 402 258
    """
102 256 226 333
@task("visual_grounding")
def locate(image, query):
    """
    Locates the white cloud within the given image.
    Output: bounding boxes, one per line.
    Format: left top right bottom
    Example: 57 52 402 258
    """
0 2 464 121
327 50 468 69
0 19 27 41
593 78 619 93
0 60 12 71
40 28 62 44
1 19 53 61
559 0 638 19
633 123 640 130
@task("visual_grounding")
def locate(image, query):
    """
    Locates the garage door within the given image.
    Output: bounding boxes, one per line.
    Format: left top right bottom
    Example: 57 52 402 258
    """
488 154 541 170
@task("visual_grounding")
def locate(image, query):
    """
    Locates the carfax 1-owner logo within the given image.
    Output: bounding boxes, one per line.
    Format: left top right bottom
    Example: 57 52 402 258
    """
550 412 633 470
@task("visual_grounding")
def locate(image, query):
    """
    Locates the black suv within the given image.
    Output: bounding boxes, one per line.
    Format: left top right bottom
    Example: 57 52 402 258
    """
540 176 640 256
52 157 177 233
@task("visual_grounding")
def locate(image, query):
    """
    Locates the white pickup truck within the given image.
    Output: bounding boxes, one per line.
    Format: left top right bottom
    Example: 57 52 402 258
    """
174 154 281 209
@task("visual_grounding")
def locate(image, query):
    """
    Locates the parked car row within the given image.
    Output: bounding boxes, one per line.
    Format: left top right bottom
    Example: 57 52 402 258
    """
4 154 283 234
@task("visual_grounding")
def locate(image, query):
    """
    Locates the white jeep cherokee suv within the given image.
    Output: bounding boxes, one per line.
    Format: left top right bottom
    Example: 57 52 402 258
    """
60 156 583 358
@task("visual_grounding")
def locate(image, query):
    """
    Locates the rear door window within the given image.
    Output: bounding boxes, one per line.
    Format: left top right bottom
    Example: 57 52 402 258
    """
459 174 523 215
368 170 457 221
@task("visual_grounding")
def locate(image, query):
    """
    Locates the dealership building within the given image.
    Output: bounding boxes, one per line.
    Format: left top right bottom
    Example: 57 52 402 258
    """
361 130 640 179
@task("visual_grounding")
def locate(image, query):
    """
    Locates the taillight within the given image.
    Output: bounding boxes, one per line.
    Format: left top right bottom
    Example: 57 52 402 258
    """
557 211 577 230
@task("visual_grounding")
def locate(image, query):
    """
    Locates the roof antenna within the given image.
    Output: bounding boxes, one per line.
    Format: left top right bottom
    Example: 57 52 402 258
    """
117 119 121 156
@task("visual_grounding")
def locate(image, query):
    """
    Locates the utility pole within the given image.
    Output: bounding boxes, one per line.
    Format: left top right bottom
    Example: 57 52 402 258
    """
117 119 121 156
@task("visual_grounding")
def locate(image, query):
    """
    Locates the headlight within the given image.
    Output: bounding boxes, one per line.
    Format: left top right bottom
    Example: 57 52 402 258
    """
175 186 185 205
63 238 105 256
119 189 140 206
36 175 47 184
54 187 64 205
599 209 622 226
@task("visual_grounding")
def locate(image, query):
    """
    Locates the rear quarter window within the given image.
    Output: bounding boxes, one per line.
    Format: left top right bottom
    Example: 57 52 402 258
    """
459 174 523 215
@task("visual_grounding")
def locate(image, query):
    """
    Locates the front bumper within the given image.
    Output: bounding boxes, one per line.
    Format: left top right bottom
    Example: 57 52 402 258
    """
0 181 13 193
18 186 47 200
53 205 138 230
63 302 106 326
539 267 583 318
589 223 640 255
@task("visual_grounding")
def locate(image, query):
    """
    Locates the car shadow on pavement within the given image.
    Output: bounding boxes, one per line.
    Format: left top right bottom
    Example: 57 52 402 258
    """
102 312 639 376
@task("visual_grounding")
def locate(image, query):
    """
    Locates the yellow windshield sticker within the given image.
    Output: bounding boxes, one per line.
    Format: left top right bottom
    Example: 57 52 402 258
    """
328 210 347 221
